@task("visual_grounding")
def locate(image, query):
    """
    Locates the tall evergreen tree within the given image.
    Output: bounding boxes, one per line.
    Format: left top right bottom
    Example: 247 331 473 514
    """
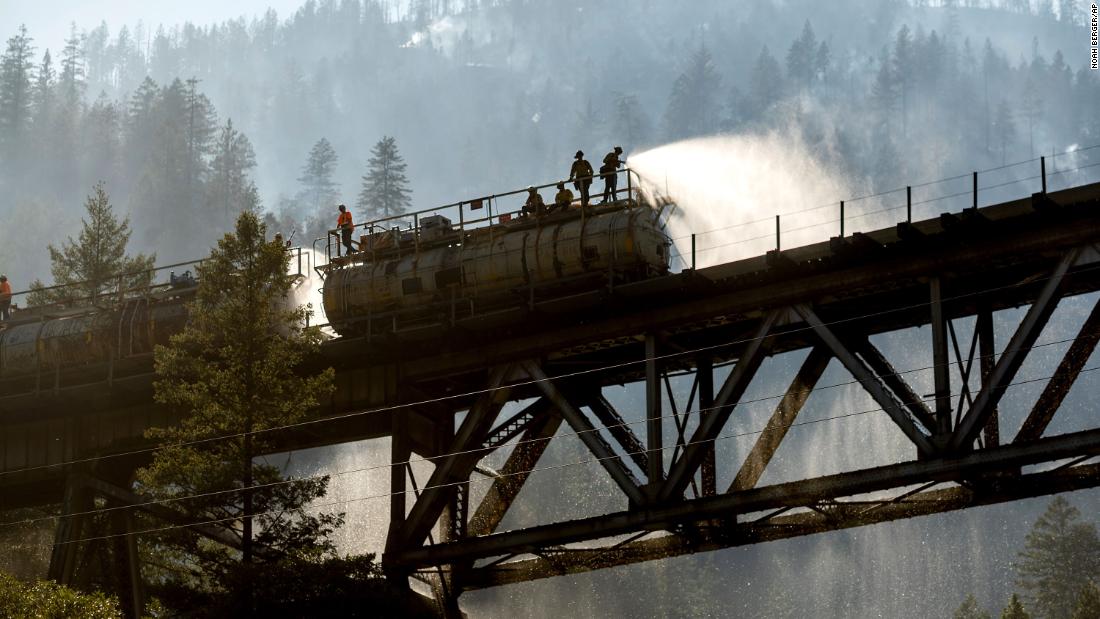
124 76 159 170
748 45 783 118
26 183 155 306
297 137 340 215
611 93 650 153
206 118 259 225
1015 497 1100 619
82 94 122 190
955 594 992 619
29 49 55 178
31 49 53 127
993 100 1016 165
1001 593 1030 619
814 40 831 84
138 211 336 613
871 46 899 130
786 20 818 89
1001 593 1031 619
183 76 218 196
58 23 85 108
0 25 36 175
892 24 914 136
663 45 722 140
1019 77 1042 158
357 135 411 221
82 21 110 93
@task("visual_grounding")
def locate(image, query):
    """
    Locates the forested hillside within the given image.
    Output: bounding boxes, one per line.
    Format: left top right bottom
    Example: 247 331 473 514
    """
0 2 1098 617
0 0 1095 290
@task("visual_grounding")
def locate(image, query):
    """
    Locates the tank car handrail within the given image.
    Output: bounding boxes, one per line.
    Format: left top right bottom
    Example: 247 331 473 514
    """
323 167 640 241
312 204 655 283
5 242 309 320
316 167 643 273
6 258 208 300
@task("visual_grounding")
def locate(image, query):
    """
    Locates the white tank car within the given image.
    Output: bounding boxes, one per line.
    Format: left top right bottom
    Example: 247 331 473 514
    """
322 204 671 335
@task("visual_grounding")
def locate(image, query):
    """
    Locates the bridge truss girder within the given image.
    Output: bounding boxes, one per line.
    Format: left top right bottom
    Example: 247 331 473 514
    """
382 245 1100 612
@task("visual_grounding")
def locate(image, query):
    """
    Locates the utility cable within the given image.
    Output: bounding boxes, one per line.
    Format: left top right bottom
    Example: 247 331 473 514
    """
3 331 1095 531
4 253 1100 485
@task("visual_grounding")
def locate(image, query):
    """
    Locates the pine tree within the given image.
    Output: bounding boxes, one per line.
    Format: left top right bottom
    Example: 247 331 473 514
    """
663 45 722 140
26 183 155 306
892 25 914 136
955 594 992 619
297 137 340 215
149 26 178 81
82 94 122 190
130 78 193 252
206 118 259 225
1019 80 1042 158
1001 593 1030 619
31 49 53 128
992 100 1016 165
611 93 650 153
871 46 899 130
124 76 159 171
748 45 783 118
815 40 831 84
183 76 218 197
83 21 110 93
1073 582 1100 619
137 211 337 613
786 20 817 89
29 50 54 176
1015 497 1100 619
357 135 412 221
0 25 36 173
58 23 84 108
110 25 144 93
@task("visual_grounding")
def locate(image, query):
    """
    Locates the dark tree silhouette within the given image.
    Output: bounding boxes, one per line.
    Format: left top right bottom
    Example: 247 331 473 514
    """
357 135 412 221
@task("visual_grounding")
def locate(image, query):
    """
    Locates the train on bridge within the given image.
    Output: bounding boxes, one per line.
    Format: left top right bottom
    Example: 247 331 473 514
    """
0 186 670 382
322 198 671 335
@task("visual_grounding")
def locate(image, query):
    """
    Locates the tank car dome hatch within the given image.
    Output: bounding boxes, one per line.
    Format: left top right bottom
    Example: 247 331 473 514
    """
322 201 671 336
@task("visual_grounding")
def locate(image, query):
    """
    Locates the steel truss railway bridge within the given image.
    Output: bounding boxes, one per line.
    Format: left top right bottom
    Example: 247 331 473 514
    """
3 180 1100 616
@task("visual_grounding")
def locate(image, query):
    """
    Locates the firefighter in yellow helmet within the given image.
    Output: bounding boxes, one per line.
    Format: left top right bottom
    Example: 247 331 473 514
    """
553 182 574 212
522 187 546 218
568 150 594 209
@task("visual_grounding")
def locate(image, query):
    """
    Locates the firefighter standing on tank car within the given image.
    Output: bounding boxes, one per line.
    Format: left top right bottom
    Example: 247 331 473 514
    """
0 275 10 321
336 204 355 256
569 150 594 209
600 146 624 204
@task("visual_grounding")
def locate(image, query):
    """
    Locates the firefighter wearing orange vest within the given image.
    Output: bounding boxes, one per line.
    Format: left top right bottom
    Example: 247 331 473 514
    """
0 275 11 321
336 204 355 256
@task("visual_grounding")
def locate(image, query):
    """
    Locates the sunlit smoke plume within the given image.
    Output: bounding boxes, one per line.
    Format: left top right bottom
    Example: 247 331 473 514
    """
629 132 857 268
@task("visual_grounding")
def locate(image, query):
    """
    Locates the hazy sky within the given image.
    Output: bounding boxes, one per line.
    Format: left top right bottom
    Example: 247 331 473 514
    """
2 0 307 56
